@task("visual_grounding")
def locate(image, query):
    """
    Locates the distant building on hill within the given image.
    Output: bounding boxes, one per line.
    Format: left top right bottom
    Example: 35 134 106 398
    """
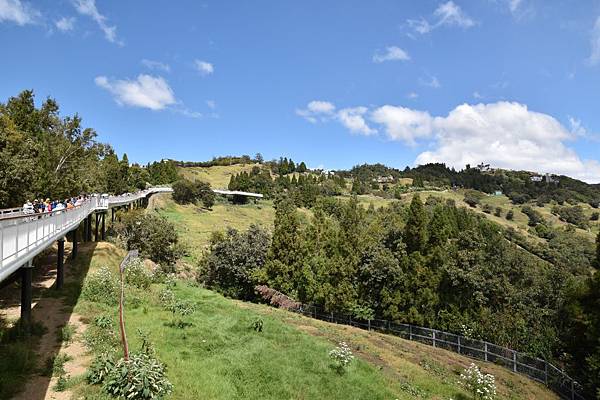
475 163 492 173
530 173 559 184
373 175 394 183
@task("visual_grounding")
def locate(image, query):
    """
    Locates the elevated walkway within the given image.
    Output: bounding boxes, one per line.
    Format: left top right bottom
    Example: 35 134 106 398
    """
0 187 172 283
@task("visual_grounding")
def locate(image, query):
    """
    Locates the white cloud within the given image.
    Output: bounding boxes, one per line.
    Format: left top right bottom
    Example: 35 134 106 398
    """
508 0 523 13
371 105 433 145
299 99 600 183
55 16 75 32
589 16 600 66
434 1 476 28
73 0 121 44
410 102 600 183
296 101 375 135
407 1 476 35
373 46 410 63
141 59 171 72
0 0 39 25
419 75 441 88
95 74 176 110
194 60 214 76
407 92 419 99
338 107 376 135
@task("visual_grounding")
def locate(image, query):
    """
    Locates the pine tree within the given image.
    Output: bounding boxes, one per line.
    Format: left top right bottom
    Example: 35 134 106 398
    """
404 194 428 254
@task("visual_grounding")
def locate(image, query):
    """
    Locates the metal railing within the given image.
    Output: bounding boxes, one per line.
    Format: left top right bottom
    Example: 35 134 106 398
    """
295 305 585 400
0 187 172 283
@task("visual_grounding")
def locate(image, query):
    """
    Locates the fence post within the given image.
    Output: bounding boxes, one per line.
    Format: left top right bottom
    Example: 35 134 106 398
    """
409 325 413 340
368 319 371 331
571 379 575 400
433 330 436 348
544 362 548 386
330 312 333 323
458 336 461 354
513 350 517 373
484 342 488 362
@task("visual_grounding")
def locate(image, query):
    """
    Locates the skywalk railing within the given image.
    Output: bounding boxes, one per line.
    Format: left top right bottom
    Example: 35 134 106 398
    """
295 305 586 400
0 187 172 283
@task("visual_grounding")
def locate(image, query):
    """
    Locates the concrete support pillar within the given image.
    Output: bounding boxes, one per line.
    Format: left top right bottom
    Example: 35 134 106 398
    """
111 208 115 223
94 213 99 242
86 214 93 242
56 238 65 290
20 261 33 327
71 228 78 260
101 213 106 240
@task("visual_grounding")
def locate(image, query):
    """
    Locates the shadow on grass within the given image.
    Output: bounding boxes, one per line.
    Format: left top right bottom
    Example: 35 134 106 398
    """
0 239 97 399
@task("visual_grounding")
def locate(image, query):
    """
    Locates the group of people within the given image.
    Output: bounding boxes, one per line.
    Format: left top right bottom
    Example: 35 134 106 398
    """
22 195 87 215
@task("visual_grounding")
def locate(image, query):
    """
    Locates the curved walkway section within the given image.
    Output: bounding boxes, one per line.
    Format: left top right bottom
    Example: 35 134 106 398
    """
0 187 172 283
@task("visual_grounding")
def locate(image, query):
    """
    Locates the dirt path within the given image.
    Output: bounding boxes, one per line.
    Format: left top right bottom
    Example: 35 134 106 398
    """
0 244 92 400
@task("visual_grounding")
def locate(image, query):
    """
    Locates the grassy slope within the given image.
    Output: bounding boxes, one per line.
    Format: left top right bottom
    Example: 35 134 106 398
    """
179 164 261 188
69 243 555 400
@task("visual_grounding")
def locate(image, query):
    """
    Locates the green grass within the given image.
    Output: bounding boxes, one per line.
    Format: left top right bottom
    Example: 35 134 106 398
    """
179 164 262 188
152 194 275 260
70 244 556 399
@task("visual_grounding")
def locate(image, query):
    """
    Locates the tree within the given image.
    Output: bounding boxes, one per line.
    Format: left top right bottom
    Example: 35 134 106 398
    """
195 181 215 209
297 161 307 173
172 179 196 204
404 194 428 254
201 225 270 299
596 232 600 269
255 152 264 163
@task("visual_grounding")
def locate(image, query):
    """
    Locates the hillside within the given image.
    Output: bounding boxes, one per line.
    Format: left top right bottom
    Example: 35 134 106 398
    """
0 242 557 400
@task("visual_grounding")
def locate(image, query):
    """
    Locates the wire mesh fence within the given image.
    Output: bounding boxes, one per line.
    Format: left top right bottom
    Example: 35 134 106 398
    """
294 304 585 400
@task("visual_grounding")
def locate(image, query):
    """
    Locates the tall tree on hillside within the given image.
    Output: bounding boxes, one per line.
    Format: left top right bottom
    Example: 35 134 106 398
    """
595 231 600 268
404 194 428 254
259 197 305 295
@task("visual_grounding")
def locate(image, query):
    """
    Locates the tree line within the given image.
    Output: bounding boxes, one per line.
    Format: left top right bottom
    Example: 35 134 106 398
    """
0 90 178 207
200 194 600 397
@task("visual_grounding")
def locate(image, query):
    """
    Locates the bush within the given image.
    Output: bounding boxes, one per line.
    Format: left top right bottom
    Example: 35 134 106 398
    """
460 363 496 400
464 190 483 208
522 205 543 227
494 207 502 217
201 225 270 300
113 211 179 265
172 179 196 204
329 342 354 371
506 210 514 220
556 205 588 229
87 353 116 385
482 204 493 214
81 266 118 305
125 258 153 289
591 212 599 221
103 353 173 399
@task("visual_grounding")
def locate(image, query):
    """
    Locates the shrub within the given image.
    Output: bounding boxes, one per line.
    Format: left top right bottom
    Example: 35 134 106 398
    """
329 342 354 371
464 190 483 208
591 212 599 221
482 204 493 214
112 211 179 265
172 179 197 204
81 266 118 305
103 352 173 399
252 318 264 332
493 207 502 217
201 225 270 300
460 363 496 400
506 210 514 220
125 258 153 289
522 205 543 227
54 375 69 392
556 205 588 229
59 323 76 344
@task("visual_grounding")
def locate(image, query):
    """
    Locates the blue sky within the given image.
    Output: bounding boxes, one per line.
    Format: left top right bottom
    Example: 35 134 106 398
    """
1 0 600 181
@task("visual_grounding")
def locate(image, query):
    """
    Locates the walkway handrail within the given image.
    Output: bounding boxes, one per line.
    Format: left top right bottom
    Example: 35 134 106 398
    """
0 187 172 283
294 304 586 400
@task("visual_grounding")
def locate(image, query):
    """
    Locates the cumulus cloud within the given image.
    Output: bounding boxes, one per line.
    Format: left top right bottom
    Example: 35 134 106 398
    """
338 107 376 135
73 0 121 44
298 99 600 183
296 101 375 135
589 16 600 65
407 1 476 35
0 0 39 25
55 16 75 32
95 74 176 110
373 46 410 63
194 60 214 76
371 105 433 145
141 59 171 72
